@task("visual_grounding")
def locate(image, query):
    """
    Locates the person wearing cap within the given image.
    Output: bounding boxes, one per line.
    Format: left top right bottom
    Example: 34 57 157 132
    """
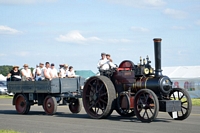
7 65 21 81
59 64 68 78
21 64 33 81
97 52 110 70
41 62 52 80
106 54 117 68
106 54 113 62
34 63 44 81
50 63 58 78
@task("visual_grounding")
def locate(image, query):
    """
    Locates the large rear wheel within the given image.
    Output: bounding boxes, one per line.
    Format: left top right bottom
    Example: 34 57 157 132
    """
134 89 159 122
82 76 116 119
168 88 192 120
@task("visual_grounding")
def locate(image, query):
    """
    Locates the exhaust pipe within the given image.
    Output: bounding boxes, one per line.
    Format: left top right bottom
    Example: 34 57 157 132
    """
153 38 162 77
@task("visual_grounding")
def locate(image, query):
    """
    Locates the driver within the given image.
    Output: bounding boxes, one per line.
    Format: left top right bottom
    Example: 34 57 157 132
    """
97 52 110 70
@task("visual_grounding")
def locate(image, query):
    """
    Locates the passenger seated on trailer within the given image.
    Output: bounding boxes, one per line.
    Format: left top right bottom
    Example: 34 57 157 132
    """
21 64 33 81
59 64 68 78
41 62 52 80
7 65 21 81
66 66 76 78
50 63 58 79
35 63 44 81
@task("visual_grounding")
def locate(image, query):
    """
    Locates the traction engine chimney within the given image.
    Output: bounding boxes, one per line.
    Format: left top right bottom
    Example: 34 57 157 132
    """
153 38 162 77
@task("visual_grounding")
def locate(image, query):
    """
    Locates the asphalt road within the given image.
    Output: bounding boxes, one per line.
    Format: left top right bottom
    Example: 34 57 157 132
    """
0 98 200 133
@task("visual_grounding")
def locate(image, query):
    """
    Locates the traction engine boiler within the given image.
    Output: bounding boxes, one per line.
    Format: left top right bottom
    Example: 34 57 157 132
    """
82 38 192 122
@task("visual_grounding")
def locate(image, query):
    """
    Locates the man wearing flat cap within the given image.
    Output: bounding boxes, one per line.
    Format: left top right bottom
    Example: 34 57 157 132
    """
97 52 110 70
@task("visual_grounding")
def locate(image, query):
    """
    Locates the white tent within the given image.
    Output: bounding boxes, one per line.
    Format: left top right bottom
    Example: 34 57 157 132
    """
162 66 200 98
0 74 6 81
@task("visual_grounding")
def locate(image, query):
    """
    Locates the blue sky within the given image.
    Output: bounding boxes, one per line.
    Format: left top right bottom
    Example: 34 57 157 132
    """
0 0 200 73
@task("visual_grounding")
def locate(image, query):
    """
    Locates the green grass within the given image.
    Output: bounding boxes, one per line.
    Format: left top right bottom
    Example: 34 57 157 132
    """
0 95 13 99
0 130 20 133
191 98 200 106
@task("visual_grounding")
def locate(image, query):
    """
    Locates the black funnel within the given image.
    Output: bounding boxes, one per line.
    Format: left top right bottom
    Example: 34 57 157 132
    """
153 38 162 77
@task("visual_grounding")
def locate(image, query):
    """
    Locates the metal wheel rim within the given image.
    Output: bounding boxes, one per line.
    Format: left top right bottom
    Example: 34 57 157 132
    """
43 96 57 115
134 89 159 122
15 94 28 114
83 76 115 119
168 88 192 120
69 98 81 114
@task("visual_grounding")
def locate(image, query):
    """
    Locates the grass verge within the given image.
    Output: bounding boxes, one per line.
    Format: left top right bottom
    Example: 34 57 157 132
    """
0 130 20 133
0 95 13 99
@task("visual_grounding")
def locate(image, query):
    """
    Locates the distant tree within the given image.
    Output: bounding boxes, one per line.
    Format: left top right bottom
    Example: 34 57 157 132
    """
0 65 34 76
0 65 13 76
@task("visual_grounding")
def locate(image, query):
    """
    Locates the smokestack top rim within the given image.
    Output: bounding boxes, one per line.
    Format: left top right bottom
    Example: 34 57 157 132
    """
153 38 162 42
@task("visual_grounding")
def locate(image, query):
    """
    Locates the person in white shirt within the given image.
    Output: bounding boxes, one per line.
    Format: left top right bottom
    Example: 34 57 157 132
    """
59 64 68 78
66 66 76 78
41 62 52 80
21 64 33 81
35 63 44 81
97 52 110 70
32 65 39 79
50 63 58 78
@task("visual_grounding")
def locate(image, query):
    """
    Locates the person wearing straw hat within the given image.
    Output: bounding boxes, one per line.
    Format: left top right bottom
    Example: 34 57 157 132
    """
7 65 21 81
59 64 68 78
21 64 33 81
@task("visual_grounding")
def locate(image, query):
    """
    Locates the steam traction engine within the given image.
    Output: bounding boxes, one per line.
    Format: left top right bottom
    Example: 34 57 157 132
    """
82 38 192 122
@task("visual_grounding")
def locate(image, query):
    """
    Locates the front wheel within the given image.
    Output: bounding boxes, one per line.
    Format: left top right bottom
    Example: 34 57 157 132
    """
69 98 82 114
134 89 159 122
168 88 192 120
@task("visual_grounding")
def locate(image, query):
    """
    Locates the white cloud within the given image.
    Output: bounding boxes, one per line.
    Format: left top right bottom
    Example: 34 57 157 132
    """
163 8 188 19
107 39 132 43
0 0 57 4
0 53 6 57
16 51 30 57
195 19 200 26
56 31 101 44
131 26 149 32
105 0 166 8
0 25 22 34
171 26 185 30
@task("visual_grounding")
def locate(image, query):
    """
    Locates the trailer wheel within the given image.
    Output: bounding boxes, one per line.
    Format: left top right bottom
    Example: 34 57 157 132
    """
134 89 159 122
82 76 116 119
168 88 192 120
15 94 30 114
43 95 57 115
69 98 82 114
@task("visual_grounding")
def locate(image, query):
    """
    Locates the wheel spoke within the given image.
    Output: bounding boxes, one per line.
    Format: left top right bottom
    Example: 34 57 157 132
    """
149 108 154 115
179 94 184 100
100 98 107 104
181 105 188 110
182 100 187 104
100 92 107 97
145 109 149 119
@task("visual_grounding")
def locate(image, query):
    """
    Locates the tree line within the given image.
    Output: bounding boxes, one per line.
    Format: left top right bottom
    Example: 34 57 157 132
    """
0 65 34 76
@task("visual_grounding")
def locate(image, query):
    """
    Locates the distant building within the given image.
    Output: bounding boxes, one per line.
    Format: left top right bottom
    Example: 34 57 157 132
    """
75 70 95 79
